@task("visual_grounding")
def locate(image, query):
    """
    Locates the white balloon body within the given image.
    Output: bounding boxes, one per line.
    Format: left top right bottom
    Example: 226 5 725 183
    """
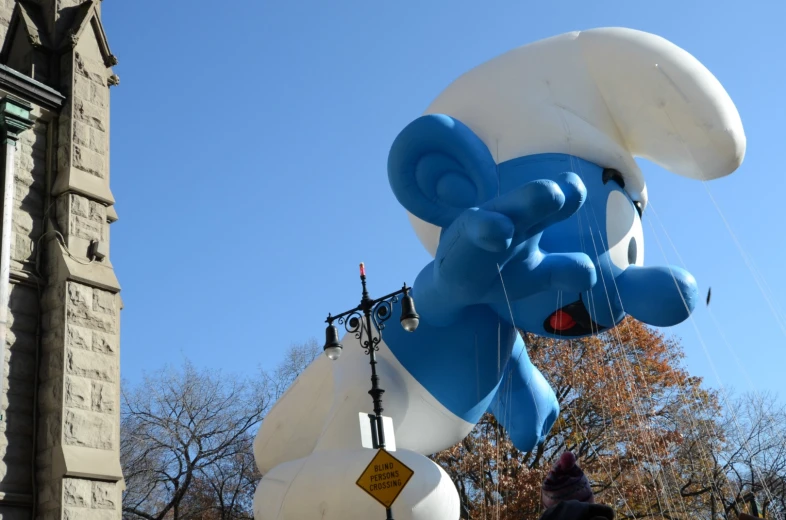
254 449 460 520
253 332 471 520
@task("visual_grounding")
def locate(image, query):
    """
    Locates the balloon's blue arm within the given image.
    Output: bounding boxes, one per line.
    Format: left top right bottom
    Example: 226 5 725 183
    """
382 296 562 451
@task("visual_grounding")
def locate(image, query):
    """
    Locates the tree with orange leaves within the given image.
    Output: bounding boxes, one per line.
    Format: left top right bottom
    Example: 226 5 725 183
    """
432 318 726 519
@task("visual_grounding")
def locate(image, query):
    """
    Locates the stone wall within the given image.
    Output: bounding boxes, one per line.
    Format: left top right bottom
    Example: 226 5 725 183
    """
36 281 64 520
2 283 37 498
13 119 48 272
0 2 122 518
38 3 122 519
0 113 50 518
37 279 120 520
53 4 115 214
62 478 120 519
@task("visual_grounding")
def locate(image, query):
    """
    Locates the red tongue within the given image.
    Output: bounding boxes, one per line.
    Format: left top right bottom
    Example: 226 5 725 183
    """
550 310 576 331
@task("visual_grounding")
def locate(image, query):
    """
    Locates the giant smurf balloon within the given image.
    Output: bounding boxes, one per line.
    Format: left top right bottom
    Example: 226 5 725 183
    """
254 28 745 519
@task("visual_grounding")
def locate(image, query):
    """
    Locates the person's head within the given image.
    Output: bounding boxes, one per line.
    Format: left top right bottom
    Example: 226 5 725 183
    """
542 452 593 507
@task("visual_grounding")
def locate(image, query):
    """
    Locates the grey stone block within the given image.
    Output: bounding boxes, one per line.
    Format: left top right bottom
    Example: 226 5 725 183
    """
91 290 114 316
70 214 103 241
73 100 106 135
90 381 114 414
66 350 115 383
67 324 92 351
63 478 91 507
72 145 105 179
91 331 116 355
66 306 115 335
63 410 114 450
91 481 117 510
65 506 118 520
65 376 91 410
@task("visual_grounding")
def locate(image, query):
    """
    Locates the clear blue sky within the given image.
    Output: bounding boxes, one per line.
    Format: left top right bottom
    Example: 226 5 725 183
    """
102 0 786 399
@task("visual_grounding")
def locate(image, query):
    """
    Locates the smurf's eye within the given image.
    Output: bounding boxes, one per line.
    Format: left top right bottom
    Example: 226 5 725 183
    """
628 236 638 264
602 168 625 189
606 191 644 270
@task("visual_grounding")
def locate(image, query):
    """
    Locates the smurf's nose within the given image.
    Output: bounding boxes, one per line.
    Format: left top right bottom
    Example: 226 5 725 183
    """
616 265 699 326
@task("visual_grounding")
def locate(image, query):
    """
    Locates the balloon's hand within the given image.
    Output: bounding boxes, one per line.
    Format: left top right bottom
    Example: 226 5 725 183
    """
437 173 585 296
414 172 594 325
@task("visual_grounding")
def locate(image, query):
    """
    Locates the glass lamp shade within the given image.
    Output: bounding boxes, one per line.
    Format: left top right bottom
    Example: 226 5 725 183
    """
324 345 342 361
323 324 343 360
400 293 420 332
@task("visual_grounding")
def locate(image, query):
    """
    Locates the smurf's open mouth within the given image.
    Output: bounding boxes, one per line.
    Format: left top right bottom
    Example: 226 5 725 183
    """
543 295 608 337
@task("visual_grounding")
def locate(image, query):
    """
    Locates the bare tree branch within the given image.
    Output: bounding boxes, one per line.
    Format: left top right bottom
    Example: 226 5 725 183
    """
121 340 320 520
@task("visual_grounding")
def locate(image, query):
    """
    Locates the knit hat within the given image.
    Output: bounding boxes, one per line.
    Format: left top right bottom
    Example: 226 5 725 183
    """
542 452 594 508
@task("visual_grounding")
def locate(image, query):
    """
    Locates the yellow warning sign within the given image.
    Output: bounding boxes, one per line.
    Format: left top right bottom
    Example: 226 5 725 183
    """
356 449 414 509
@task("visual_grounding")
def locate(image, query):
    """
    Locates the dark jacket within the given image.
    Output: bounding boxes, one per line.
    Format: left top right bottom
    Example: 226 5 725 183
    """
538 501 615 520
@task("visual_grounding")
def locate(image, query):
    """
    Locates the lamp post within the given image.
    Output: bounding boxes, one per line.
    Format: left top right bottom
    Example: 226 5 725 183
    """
322 263 419 519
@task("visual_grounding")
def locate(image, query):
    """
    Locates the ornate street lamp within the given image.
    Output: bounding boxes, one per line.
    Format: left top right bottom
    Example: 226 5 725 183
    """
323 263 419 453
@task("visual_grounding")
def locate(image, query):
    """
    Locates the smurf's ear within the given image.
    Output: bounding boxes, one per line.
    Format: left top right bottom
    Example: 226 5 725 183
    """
387 114 498 228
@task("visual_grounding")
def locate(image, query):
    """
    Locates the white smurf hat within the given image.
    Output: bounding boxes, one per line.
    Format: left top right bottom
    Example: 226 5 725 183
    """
408 27 746 257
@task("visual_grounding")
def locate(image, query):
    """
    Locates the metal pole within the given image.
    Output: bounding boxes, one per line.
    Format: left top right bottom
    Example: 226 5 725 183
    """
359 266 393 520
326 264 416 520
0 137 17 417
0 98 33 422
360 267 386 451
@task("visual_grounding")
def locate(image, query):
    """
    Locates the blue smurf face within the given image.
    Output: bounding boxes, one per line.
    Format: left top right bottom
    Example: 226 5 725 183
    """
494 154 646 337
388 114 699 339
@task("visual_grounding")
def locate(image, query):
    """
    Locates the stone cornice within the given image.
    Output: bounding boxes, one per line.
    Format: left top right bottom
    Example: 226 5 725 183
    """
0 65 64 111
52 167 116 206
53 445 124 482
0 95 34 143
49 241 121 294
10 268 44 287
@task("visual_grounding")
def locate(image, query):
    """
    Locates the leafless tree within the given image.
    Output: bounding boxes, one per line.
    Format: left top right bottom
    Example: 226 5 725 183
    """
121 360 269 520
266 338 321 398
715 391 786 519
174 436 259 520
120 340 321 520
618 389 786 520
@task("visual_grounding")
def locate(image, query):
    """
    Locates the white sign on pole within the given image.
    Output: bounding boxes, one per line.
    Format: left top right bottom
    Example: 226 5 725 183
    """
358 413 396 451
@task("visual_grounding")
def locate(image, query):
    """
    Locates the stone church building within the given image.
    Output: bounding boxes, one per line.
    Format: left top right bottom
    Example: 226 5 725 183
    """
0 0 122 519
